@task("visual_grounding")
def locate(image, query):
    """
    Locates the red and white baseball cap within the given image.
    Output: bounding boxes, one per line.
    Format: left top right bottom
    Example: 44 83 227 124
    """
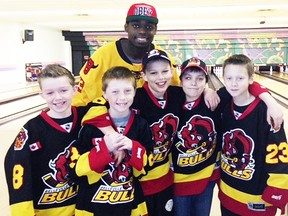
126 3 158 24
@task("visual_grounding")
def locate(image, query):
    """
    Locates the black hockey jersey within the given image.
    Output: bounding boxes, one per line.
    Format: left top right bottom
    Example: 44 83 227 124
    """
5 106 88 216
132 83 184 195
172 93 222 196
73 111 153 216
219 98 288 215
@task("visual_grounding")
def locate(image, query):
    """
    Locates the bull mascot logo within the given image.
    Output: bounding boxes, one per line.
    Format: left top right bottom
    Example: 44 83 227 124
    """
222 129 255 171
150 113 179 154
102 155 133 191
176 115 216 155
42 143 77 188
83 58 98 75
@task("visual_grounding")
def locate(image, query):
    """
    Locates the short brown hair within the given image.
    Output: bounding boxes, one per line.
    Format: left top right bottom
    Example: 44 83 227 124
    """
102 66 136 92
38 64 75 89
223 54 254 77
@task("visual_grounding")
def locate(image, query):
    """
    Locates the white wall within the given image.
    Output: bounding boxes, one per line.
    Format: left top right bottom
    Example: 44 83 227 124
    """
0 21 72 87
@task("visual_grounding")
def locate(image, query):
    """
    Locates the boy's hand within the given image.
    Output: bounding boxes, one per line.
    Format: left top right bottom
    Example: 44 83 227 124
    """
103 133 123 152
113 136 133 167
203 88 220 111
267 103 283 131
113 150 125 167
103 133 127 167
259 92 284 131
114 136 133 151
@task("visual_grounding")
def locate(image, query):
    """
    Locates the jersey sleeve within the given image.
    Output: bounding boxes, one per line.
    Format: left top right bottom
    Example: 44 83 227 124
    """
74 125 113 184
4 125 35 216
262 125 288 214
81 97 111 128
133 116 155 179
248 81 269 96
72 48 106 106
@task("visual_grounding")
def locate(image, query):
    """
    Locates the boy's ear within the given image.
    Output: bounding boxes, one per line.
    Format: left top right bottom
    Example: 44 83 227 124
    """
249 74 254 84
141 72 148 81
102 91 107 101
72 85 78 95
39 92 44 99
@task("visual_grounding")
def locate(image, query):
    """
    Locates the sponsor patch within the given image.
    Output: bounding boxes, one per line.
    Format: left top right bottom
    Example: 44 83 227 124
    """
14 127 28 150
247 202 266 211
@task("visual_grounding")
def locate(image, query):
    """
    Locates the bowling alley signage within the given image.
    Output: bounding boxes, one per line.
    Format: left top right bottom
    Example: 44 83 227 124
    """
64 28 288 66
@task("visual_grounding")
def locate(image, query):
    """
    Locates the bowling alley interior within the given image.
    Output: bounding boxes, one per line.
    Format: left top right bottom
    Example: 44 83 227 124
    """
0 1 288 215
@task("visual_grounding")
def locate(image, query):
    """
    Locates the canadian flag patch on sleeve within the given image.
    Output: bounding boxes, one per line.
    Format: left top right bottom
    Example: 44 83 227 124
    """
29 141 42 151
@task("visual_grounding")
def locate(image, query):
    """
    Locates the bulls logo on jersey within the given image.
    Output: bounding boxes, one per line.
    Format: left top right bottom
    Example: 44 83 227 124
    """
102 158 133 189
83 58 98 75
176 115 217 167
221 129 255 180
92 155 134 204
39 142 78 204
150 113 179 155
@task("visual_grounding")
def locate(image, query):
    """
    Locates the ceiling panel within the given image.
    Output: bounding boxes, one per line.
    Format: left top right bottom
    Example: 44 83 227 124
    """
0 0 287 31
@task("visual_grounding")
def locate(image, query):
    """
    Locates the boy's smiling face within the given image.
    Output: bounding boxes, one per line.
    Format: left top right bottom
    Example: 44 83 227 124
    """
40 76 77 118
142 59 172 99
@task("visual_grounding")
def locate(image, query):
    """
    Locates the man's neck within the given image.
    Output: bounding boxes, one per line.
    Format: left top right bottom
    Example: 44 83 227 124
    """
121 39 152 61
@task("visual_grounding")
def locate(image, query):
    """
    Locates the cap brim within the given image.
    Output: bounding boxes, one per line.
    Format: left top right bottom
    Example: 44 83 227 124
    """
126 16 158 24
143 55 171 70
181 65 207 76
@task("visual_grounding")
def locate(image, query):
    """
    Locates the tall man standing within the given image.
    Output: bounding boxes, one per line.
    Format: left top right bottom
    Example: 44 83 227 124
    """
73 3 180 106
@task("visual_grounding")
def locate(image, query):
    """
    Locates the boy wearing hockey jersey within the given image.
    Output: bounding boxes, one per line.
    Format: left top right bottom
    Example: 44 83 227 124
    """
219 54 288 215
4 64 89 216
133 49 184 216
173 57 285 216
172 57 224 216
73 66 153 216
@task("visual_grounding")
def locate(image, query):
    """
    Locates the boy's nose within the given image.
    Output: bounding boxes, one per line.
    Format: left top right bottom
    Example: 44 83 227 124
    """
54 92 62 99
232 79 237 86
